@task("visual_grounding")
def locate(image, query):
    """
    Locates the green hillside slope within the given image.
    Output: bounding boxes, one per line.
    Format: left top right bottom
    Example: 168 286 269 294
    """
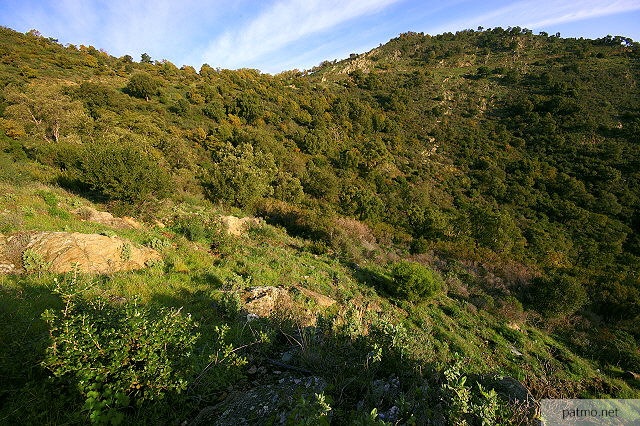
0 25 639 424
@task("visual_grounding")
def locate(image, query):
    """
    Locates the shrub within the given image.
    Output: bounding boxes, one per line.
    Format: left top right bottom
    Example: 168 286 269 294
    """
22 248 50 274
287 392 332 425
145 237 172 251
442 355 500 425
387 261 442 302
76 142 170 203
42 294 199 424
203 143 277 208
173 215 209 241
529 272 588 318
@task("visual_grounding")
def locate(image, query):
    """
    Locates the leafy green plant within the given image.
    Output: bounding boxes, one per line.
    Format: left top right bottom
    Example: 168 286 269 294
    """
287 392 332 425
22 249 50 275
37 190 58 207
48 206 71 219
203 143 277 208
172 215 210 242
124 72 159 101
76 142 170 203
42 292 199 424
188 324 247 399
442 355 501 425
529 272 588 318
352 408 391 425
145 237 172 251
119 243 132 261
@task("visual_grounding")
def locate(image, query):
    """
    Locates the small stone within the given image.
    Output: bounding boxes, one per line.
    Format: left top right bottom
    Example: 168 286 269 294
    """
508 345 523 357
247 366 257 374
623 371 640 381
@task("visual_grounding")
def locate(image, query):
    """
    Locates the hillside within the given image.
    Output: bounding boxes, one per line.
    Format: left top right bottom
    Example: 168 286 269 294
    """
0 25 639 424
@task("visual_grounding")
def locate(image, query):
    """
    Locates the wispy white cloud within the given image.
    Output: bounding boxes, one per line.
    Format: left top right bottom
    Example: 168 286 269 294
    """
200 0 402 70
6 0 220 64
426 0 640 35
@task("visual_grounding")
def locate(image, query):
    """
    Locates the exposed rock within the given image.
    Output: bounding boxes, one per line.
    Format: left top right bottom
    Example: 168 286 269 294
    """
624 371 640 381
296 287 336 308
371 376 401 402
506 322 521 331
191 375 327 426
73 206 142 230
378 406 400 423
508 345 523 357
218 215 264 236
243 286 292 318
481 375 535 404
0 232 160 274
240 286 319 326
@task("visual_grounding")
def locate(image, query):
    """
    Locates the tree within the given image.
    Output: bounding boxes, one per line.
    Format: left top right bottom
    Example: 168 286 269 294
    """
203 143 277 208
125 72 159 101
140 52 152 63
3 83 88 143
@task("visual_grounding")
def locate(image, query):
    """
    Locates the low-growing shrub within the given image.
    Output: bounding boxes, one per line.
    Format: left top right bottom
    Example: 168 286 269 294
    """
42 294 199 424
48 206 71 219
172 215 214 242
287 392 332 425
36 190 58 207
145 237 172 251
387 261 442 302
22 249 50 274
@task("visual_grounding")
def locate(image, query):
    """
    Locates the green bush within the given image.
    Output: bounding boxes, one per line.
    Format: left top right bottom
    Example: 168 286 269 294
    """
387 261 442 302
42 295 199 424
173 215 209 242
76 143 170 203
124 73 159 101
22 248 50 274
529 272 588 318
203 143 277 208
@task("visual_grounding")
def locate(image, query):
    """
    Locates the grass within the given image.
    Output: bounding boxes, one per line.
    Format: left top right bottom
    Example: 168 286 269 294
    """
1 182 639 424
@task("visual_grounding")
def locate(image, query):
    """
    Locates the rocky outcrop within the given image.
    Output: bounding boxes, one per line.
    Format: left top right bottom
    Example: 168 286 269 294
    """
191 375 327 426
243 286 292 319
483 375 535 403
0 232 160 274
73 206 142 229
240 286 335 325
217 215 264 236
296 287 336 308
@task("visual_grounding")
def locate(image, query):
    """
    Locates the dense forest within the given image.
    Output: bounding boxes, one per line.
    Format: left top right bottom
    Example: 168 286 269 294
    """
0 25 639 424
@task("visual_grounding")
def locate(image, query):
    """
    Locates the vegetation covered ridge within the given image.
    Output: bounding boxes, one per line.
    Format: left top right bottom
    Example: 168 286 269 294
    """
0 25 639 424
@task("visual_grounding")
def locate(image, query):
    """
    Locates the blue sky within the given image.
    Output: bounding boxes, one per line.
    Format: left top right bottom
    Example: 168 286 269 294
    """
1 0 639 74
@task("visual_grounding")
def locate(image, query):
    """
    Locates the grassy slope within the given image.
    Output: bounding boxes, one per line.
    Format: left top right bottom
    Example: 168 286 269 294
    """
1 165 638 423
